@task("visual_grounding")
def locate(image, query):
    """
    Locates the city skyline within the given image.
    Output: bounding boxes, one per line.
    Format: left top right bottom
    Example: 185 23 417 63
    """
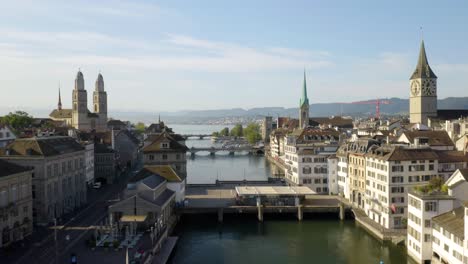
1 0 468 113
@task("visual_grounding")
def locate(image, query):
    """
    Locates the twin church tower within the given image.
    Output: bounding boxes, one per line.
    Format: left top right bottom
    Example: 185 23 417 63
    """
50 71 108 132
299 40 438 126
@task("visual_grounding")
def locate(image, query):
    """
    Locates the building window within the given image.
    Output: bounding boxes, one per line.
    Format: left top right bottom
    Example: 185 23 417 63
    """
149 155 154 161
424 234 431 242
424 220 431 228
425 202 437 212
176 154 181 160
302 167 311 174
162 154 168 160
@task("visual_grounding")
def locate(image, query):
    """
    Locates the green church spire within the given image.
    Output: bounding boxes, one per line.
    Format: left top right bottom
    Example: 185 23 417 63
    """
300 70 309 107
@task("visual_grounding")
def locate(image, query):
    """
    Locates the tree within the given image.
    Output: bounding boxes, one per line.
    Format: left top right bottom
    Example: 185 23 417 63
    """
212 131 220 137
220 127 230 137
244 123 261 145
134 122 146 134
230 124 243 137
0 111 33 132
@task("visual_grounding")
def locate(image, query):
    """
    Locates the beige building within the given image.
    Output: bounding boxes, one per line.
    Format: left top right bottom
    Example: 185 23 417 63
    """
142 132 188 179
0 160 33 248
50 71 108 132
0 137 87 224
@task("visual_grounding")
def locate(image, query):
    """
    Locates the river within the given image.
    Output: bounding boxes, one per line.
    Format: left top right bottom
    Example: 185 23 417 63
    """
167 124 412 264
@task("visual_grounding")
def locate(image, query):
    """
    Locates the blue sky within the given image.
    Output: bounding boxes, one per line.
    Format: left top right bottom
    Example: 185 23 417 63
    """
1 0 468 114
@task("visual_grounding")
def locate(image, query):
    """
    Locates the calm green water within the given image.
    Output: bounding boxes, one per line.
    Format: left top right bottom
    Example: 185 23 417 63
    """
171 215 411 264
168 125 411 264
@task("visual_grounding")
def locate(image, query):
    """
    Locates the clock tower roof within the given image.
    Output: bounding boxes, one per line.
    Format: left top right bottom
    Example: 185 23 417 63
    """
410 40 437 80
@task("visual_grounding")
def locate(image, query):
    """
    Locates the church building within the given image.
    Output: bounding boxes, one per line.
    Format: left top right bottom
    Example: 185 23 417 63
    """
409 40 438 125
50 71 108 132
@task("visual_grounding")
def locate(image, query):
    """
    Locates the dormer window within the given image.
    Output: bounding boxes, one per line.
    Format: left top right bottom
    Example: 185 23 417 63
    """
161 143 169 149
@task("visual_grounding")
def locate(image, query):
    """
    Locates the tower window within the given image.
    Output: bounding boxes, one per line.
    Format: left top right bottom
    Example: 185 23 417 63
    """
94 105 97 112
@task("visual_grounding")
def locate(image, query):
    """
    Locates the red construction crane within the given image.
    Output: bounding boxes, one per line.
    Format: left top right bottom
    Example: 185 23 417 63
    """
350 99 391 119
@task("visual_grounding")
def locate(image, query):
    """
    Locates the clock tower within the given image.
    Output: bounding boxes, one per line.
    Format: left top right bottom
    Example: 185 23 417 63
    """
409 40 437 125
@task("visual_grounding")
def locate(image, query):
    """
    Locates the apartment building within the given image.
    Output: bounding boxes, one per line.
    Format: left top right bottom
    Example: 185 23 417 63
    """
364 145 439 229
284 129 339 193
0 160 33 248
0 137 86 224
142 131 188 179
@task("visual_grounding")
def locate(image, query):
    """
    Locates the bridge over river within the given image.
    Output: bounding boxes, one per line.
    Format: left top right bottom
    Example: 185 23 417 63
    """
187 146 264 156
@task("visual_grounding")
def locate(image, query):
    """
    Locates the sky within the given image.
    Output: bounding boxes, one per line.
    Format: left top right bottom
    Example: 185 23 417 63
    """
1 0 468 114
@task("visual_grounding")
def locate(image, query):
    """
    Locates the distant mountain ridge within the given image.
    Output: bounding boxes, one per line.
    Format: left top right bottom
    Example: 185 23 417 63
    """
160 97 468 118
2 97 468 124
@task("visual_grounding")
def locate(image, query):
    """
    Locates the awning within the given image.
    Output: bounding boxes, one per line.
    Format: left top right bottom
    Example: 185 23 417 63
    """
120 215 147 222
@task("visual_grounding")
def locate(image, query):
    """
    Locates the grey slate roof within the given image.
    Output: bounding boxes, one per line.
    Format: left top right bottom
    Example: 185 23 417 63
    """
2 136 84 157
410 40 437 79
0 159 31 177
141 174 166 189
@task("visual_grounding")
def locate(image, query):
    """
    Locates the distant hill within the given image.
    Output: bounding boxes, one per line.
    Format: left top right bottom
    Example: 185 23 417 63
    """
159 97 468 118
3 97 468 124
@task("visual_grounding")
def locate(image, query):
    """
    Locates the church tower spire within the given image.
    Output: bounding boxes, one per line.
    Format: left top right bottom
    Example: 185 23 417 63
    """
409 39 438 125
58 84 62 110
299 70 310 129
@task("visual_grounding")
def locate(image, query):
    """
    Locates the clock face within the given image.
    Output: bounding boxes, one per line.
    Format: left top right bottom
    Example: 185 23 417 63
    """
411 80 420 96
421 79 436 96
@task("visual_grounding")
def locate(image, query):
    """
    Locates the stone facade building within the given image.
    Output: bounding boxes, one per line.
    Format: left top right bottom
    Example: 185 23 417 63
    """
0 137 87 224
0 160 33 248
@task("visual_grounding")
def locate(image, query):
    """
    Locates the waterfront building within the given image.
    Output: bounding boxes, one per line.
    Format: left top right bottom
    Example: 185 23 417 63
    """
261 116 275 142
143 165 185 203
143 131 189 179
336 144 351 200
109 172 175 238
0 136 86 224
347 138 380 209
0 160 33 248
284 128 339 194
364 145 439 229
269 129 288 159
0 124 16 148
327 154 339 195
49 71 108 132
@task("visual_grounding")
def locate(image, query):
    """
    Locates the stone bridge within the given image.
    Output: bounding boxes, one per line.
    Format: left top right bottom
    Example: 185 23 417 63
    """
187 146 264 156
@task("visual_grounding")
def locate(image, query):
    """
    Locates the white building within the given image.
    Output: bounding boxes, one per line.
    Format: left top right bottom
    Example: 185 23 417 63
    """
407 191 455 263
284 128 339 194
364 145 439 229
327 155 339 195
0 124 16 148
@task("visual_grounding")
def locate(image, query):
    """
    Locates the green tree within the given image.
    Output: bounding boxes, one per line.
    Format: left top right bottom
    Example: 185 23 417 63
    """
0 111 33 132
212 131 220 137
134 122 146 134
220 127 230 137
230 124 243 137
244 123 261 145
